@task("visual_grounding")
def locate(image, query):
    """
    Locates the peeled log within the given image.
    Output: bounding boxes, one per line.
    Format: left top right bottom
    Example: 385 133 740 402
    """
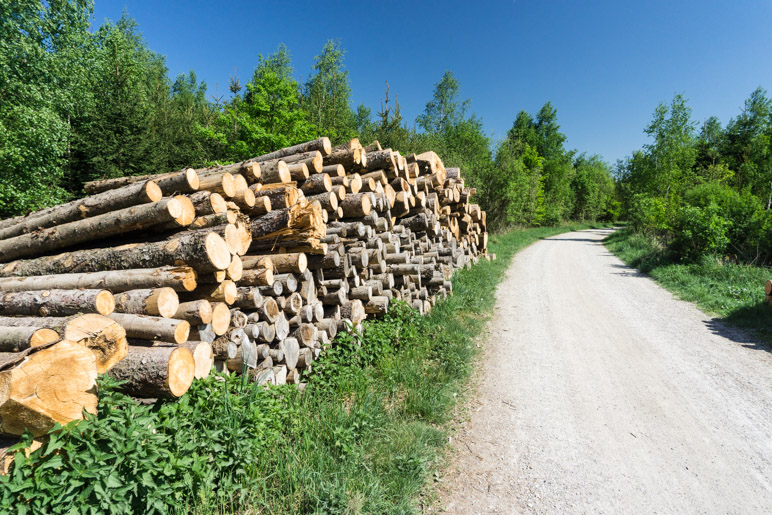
0 266 197 293
0 340 97 436
114 288 179 318
1 232 231 277
0 289 114 317
108 345 195 398
0 327 60 352
0 314 126 373
0 198 185 262
109 313 189 344
253 137 331 161
0 181 162 240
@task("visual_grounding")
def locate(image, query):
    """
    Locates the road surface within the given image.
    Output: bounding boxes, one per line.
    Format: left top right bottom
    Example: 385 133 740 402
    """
438 228 772 514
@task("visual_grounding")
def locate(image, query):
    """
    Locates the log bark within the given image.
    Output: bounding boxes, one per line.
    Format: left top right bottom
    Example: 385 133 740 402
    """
0 289 115 317
253 137 331 161
0 327 60 352
109 313 189 344
340 300 366 325
0 340 97 436
83 168 199 195
300 173 332 195
114 288 179 318
0 267 197 293
321 164 345 177
0 181 163 240
174 300 213 325
189 191 227 216
0 314 127 373
339 193 372 218
0 198 186 262
1 232 232 277
108 345 195 398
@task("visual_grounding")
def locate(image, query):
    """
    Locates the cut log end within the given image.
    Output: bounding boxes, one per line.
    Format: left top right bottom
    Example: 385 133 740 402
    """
205 232 232 271
168 347 196 397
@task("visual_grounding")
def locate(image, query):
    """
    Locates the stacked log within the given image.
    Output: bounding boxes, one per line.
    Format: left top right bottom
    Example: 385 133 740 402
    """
0 136 488 433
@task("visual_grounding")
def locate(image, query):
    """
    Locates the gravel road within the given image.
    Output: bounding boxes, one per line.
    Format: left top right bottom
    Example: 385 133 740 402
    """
438 228 772 514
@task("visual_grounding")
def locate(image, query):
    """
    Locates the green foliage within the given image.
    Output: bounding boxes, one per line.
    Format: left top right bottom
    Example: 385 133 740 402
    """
670 204 731 261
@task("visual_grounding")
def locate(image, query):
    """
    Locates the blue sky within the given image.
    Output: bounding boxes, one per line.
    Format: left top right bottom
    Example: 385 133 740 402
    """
92 0 772 164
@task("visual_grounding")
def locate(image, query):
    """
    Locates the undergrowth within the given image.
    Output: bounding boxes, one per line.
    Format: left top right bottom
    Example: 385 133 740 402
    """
605 228 772 345
0 223 610 514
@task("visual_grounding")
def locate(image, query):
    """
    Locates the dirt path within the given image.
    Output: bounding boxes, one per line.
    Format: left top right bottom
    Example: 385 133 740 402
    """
438 228 772 514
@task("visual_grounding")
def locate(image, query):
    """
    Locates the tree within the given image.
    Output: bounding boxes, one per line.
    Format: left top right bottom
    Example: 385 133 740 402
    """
0 0 94 216
303 40 356 144
416 71 469 134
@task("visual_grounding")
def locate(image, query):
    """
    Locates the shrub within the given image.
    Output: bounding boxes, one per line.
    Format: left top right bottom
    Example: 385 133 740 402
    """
670 203 731 262
628 194 670 233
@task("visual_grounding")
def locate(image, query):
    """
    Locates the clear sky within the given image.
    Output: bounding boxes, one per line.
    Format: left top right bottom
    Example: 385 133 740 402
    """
91 0 772 165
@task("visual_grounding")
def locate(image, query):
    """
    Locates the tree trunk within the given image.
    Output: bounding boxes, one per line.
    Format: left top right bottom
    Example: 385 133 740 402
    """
180 341 213 379
1 231 231 277
0 340 97 436
188 191 228 216
0 289 114 317
300 173 332 195
114 288 179 318
174 300 213 325
109 313 189 344
84 168 200 195
0 327 60 352
340 193 372 218
0 266 197 292
108 345 195 398
0 181 163 240
252 137 331 161
0 314 127 373
0 198 186 262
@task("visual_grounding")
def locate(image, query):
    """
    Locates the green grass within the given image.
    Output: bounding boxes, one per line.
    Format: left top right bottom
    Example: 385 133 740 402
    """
1 222 610 514
605 228 772 345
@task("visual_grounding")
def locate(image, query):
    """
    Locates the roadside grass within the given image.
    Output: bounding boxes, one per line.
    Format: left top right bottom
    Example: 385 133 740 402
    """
0 222 610 514
605 228 772 344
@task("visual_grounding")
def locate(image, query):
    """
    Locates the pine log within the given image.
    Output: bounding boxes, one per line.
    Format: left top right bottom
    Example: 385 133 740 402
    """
296 347 314 369
0 267 196 294
249 201 326 241
180 341 213 379
0 314 127 373
211 302 232 335
0 198 187 262
83 168 199 195
300 173 332 195
0 181 163 241
321 164 345 177
365 296 389 315
340 193 372 218
199 172 237 198
253 137 332 161
179 281 238 305
109 313 189 344
0 289 114 317
1 232 231 277
114 288 179 318
188 324 216 344
0 340 97 436
233 287 264 310
274 313 290 340
108 345 195 398
341 300 366 325
0 327 60 352
173 300 213 325
282 338 300 370
189 191 228 216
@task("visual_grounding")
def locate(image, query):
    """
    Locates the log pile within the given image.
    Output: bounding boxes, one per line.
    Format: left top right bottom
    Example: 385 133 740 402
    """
0 136 488 435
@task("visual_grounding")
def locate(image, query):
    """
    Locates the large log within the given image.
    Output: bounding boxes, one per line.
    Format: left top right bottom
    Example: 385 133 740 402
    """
0 198 187 262
253 137 331 161
0 181 163 240
250 201 326 242
0 289 115 317
108 313 190 344
0 266 197 292
83 168 200 195
180 341 214 379
0 314 127 373
174 300 213 325
108 345 195 398
114 288 179 318
0 231 231 277
0 340 98 436
0 327 60 352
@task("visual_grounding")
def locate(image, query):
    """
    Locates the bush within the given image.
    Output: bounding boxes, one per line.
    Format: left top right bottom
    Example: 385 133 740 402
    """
670 203 731 262
628 194 670 233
